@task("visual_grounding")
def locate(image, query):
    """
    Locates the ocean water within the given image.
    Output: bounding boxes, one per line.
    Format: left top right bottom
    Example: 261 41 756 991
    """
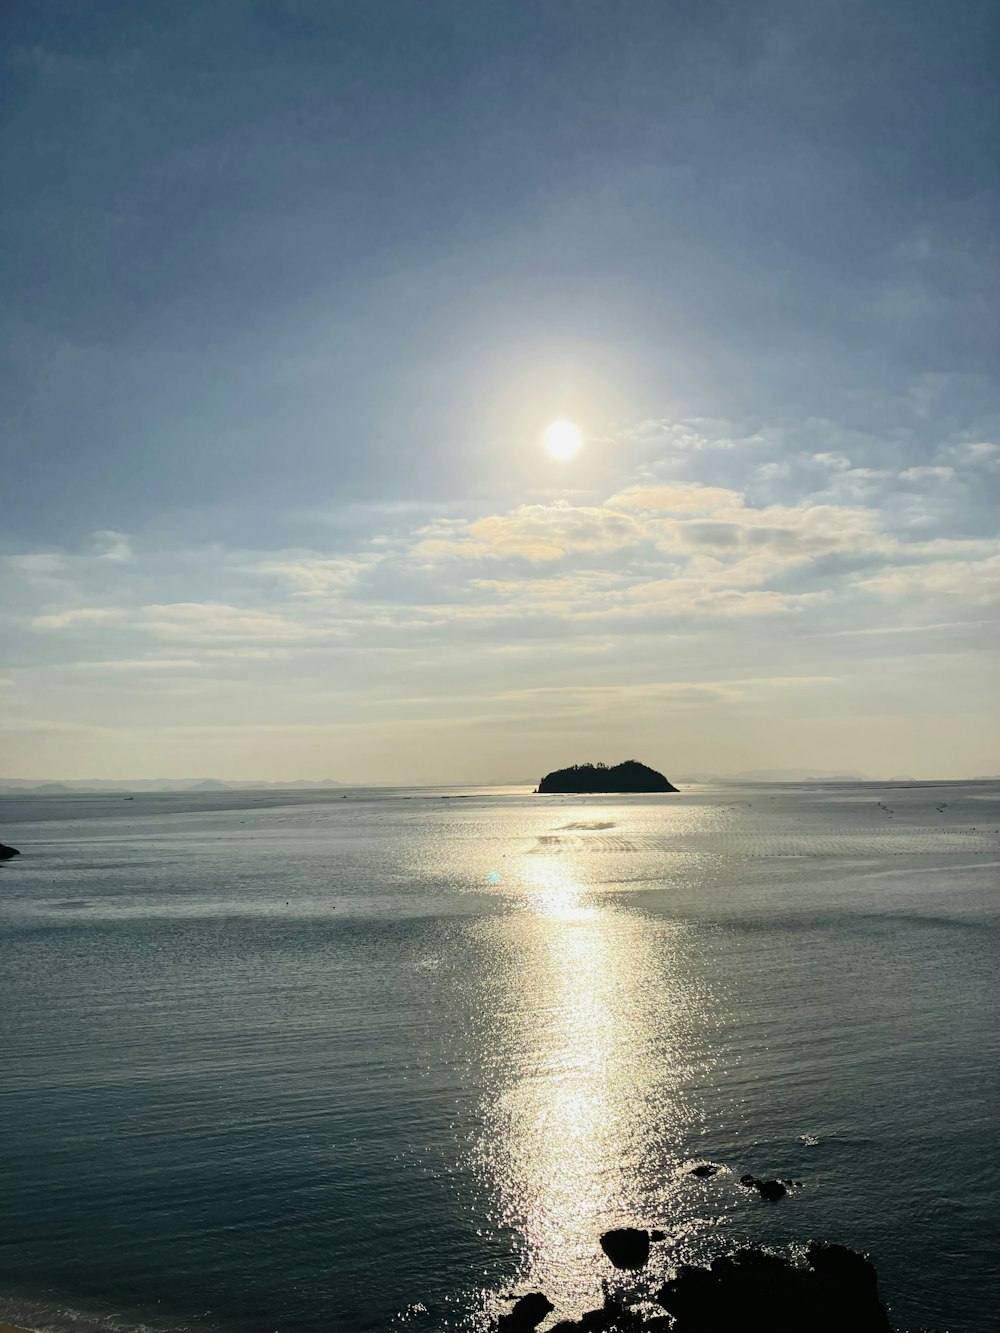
0 782 998 1333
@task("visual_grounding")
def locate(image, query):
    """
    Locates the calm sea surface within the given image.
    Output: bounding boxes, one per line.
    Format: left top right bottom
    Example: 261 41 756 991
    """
1 783 998 1333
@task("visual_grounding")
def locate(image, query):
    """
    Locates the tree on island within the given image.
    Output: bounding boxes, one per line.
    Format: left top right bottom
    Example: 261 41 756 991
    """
536 760 678 793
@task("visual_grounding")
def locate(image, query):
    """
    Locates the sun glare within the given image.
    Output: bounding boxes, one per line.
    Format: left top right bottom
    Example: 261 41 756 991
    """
543 419 582 460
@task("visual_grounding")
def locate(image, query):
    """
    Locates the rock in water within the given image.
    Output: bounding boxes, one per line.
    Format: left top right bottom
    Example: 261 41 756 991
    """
453 1235 893 1332
0 843 20 860
599 1227 651 1269
806 1242 889 1325
655 1245 892 1332
498 1292 554 1330
739 1174 787 1200
756 1179 787 1201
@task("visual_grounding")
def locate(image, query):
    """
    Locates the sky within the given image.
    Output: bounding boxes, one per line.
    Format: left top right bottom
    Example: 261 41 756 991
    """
2 0 998 783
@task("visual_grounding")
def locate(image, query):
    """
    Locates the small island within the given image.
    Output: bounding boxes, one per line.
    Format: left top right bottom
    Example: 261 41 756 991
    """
536 760 678 794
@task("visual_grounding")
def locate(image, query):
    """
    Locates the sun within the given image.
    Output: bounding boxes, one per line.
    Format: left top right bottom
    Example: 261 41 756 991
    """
543 419 582 460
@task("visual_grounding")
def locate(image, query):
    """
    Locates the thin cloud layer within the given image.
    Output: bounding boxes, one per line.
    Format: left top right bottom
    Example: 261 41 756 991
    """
3 412 998 780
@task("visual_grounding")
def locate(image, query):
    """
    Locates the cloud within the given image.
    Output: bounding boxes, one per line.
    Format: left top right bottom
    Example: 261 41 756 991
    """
610 483 745 514
946 441 998 464
17 466 996 677
5 553 67 579
626 581 822 617
646 499 890 581
856 554 1000 606
6 426 998 767
899 466 955 481
92 530 133 563
414 503 643 561
31 601 335 643
620 420 729 453
256 555 376 596
68 658 202 671
137 602 327 642
410 487 893 595
439 673 844 723
33 607 125 629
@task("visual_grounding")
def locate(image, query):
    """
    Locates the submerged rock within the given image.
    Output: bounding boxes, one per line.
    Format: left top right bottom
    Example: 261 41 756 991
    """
498 1291 554 1331
0 842 20 860
688 1163 718 1177
599 1227 652 1269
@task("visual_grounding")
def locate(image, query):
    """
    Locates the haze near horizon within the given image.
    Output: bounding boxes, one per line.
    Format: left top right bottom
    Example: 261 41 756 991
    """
2 0 998 783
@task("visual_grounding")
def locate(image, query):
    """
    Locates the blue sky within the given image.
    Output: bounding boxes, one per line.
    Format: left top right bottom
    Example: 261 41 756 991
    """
2 0 998 781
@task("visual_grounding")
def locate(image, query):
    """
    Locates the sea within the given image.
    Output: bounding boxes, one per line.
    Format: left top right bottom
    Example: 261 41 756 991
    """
0 782 998 1333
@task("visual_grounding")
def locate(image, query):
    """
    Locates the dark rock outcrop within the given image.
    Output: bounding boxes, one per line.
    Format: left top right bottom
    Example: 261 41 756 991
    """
740 1174 787 1201
655 1243 892 1332
599 1228 652 1270
498 1292 554 1331
0 843 20 860
491 1238 893 1332
537 762 678 794
688 1163 718 1177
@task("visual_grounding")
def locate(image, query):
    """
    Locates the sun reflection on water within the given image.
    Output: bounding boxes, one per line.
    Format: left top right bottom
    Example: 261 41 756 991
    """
471 851 707 1320
525 858 597 922
517 859 615 1271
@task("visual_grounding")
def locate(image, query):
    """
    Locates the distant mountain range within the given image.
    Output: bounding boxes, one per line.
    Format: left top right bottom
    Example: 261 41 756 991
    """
0 778 347 793
2 771 991 795
677 768 871 783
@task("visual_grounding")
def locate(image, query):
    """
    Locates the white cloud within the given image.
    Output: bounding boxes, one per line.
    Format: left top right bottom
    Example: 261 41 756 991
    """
900 465 956 481
414 503 644 562
68 658 202 671
256 555 376 595
137 602 328 642
33 607 125 630
857 554 1000 605
626 581 822 617
610 483 745 514
946 441 999 465
621 420 728 452
757 461 791 482
32 601 337 644
6 552 67 578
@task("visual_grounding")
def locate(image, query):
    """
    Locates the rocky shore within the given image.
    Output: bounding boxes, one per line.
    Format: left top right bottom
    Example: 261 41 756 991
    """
498 1230 893 1332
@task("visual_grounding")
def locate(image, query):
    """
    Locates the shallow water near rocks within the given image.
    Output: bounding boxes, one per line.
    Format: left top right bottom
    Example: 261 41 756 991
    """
0 781 998 1332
